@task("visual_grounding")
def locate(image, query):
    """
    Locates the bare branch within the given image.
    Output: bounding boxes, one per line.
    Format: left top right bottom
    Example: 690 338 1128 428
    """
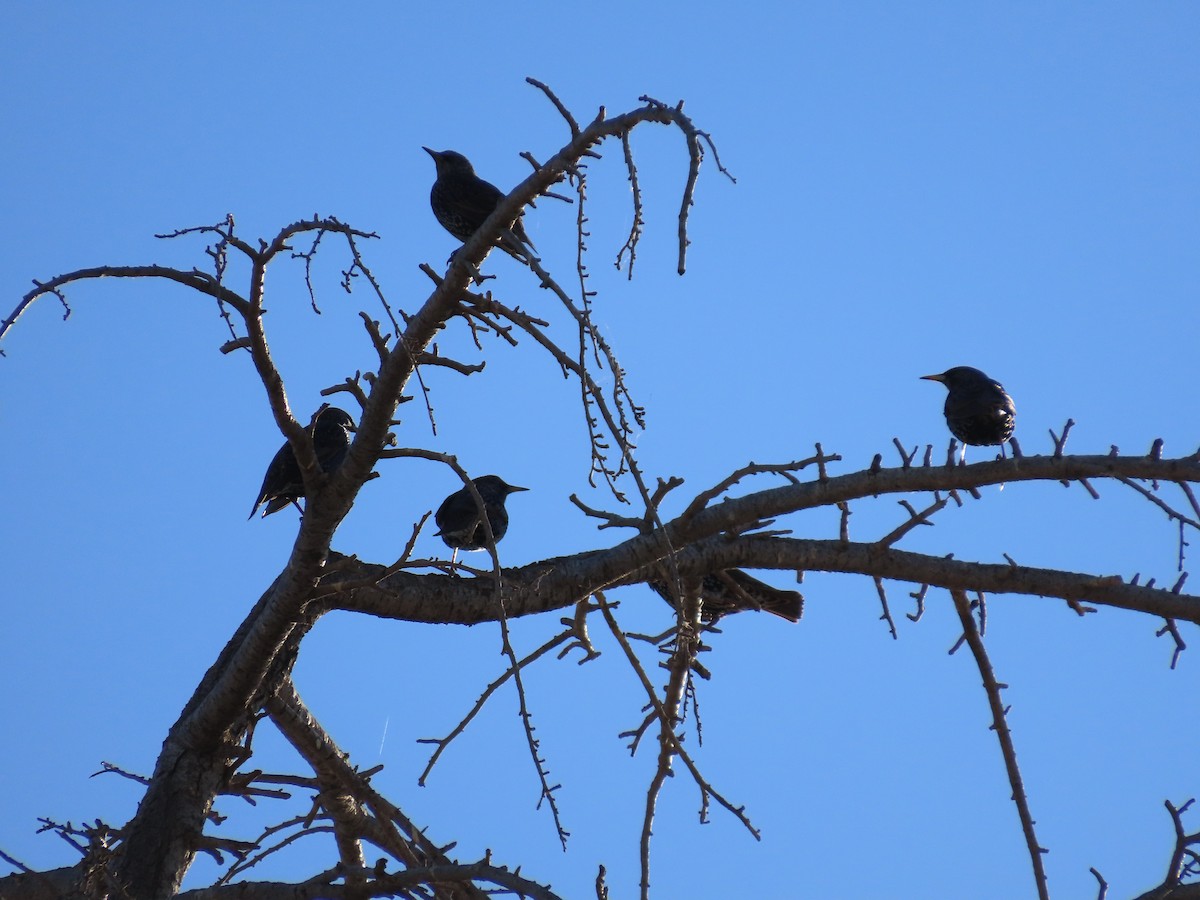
1157 618 1188 669
527 76 581 138
875 495 949 547
950 589 1049 900
615 131 645 278
874 577 898 639
683 454 839 519
597 595 758 900
417 627 577 785
4 265 250 355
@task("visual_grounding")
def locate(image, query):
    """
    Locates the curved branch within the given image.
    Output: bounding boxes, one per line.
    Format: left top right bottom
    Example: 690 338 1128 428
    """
326 451 1200 628
4 264 251 348
329 536 1200 626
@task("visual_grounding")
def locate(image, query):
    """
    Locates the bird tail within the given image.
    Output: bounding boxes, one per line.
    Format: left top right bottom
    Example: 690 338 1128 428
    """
649 569 803 623
715 570 804 622
513 214 535 251
498 228 535 262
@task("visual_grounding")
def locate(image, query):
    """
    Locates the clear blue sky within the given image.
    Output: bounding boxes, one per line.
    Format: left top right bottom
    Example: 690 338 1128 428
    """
2 4 1198 898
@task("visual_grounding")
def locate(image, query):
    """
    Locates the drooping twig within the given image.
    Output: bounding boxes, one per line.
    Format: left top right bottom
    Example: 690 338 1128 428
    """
1116 477 1200 532
949 589 1049 900
597 594 758 900
907 583 930 623
615 131 645 278
870 577 897 639
636 94 735 274
417 627 578 785
1156 617 1187 670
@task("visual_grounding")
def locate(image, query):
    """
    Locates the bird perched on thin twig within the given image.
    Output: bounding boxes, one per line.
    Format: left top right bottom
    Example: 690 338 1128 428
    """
435 475 529 563
423 147 535 262
650 570 804 624
921 366 1016 456
249 406 356 519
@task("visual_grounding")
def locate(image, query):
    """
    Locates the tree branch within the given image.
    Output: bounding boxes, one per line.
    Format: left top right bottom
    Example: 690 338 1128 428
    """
950 589 1048 900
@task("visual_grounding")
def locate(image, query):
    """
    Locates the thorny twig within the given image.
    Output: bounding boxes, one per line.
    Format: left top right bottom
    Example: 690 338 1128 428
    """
417 626 581 785
615 131 645 278
949 589 1049 900
597 594 758 900
266 678 492 900
683 454 841 519
1157 616 1188 670
874 577 898 639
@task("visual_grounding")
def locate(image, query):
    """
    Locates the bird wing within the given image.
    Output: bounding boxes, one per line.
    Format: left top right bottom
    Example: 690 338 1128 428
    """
250 444 301 518
434 489 479 534
453 178 507 222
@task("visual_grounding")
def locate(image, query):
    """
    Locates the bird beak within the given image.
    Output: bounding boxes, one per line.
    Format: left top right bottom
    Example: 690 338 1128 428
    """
422 146 439 159
508 485 530 493
920 373 946 383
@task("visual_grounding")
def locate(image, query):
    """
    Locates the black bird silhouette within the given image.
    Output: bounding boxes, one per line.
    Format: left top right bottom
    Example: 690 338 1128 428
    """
249 406 356 519
423 147 535 261
650 570 804 624
921 366 1016 452
435 474 528 563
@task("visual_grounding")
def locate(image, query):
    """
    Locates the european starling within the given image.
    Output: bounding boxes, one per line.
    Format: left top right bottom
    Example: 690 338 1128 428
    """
249 406 356 519
650 570 804 624
423 147 535 261
921 366 1016 449
435 475 529 561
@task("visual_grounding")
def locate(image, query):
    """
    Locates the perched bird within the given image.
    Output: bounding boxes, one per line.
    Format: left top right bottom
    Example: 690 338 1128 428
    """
435 475 529 562
921 366 1016 452
650 570 804 624
423 147 535 261
249 406 356 519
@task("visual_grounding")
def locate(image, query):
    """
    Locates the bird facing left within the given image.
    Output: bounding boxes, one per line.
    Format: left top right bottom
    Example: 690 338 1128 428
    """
423 147 535 262
921 366 1016 451
249 406 356 519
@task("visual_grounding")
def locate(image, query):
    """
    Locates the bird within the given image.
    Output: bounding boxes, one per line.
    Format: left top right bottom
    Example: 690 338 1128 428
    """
435 475 529 562
249 406 356 519
423 147 535 262
650 570 804 624
921 366 1016 454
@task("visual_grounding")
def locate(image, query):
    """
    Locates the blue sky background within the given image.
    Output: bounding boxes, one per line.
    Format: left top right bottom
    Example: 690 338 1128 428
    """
2 4 1198 898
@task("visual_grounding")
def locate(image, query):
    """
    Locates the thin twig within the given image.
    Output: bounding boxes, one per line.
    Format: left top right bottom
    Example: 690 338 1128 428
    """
417 628 576 785
949 589 1049 900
